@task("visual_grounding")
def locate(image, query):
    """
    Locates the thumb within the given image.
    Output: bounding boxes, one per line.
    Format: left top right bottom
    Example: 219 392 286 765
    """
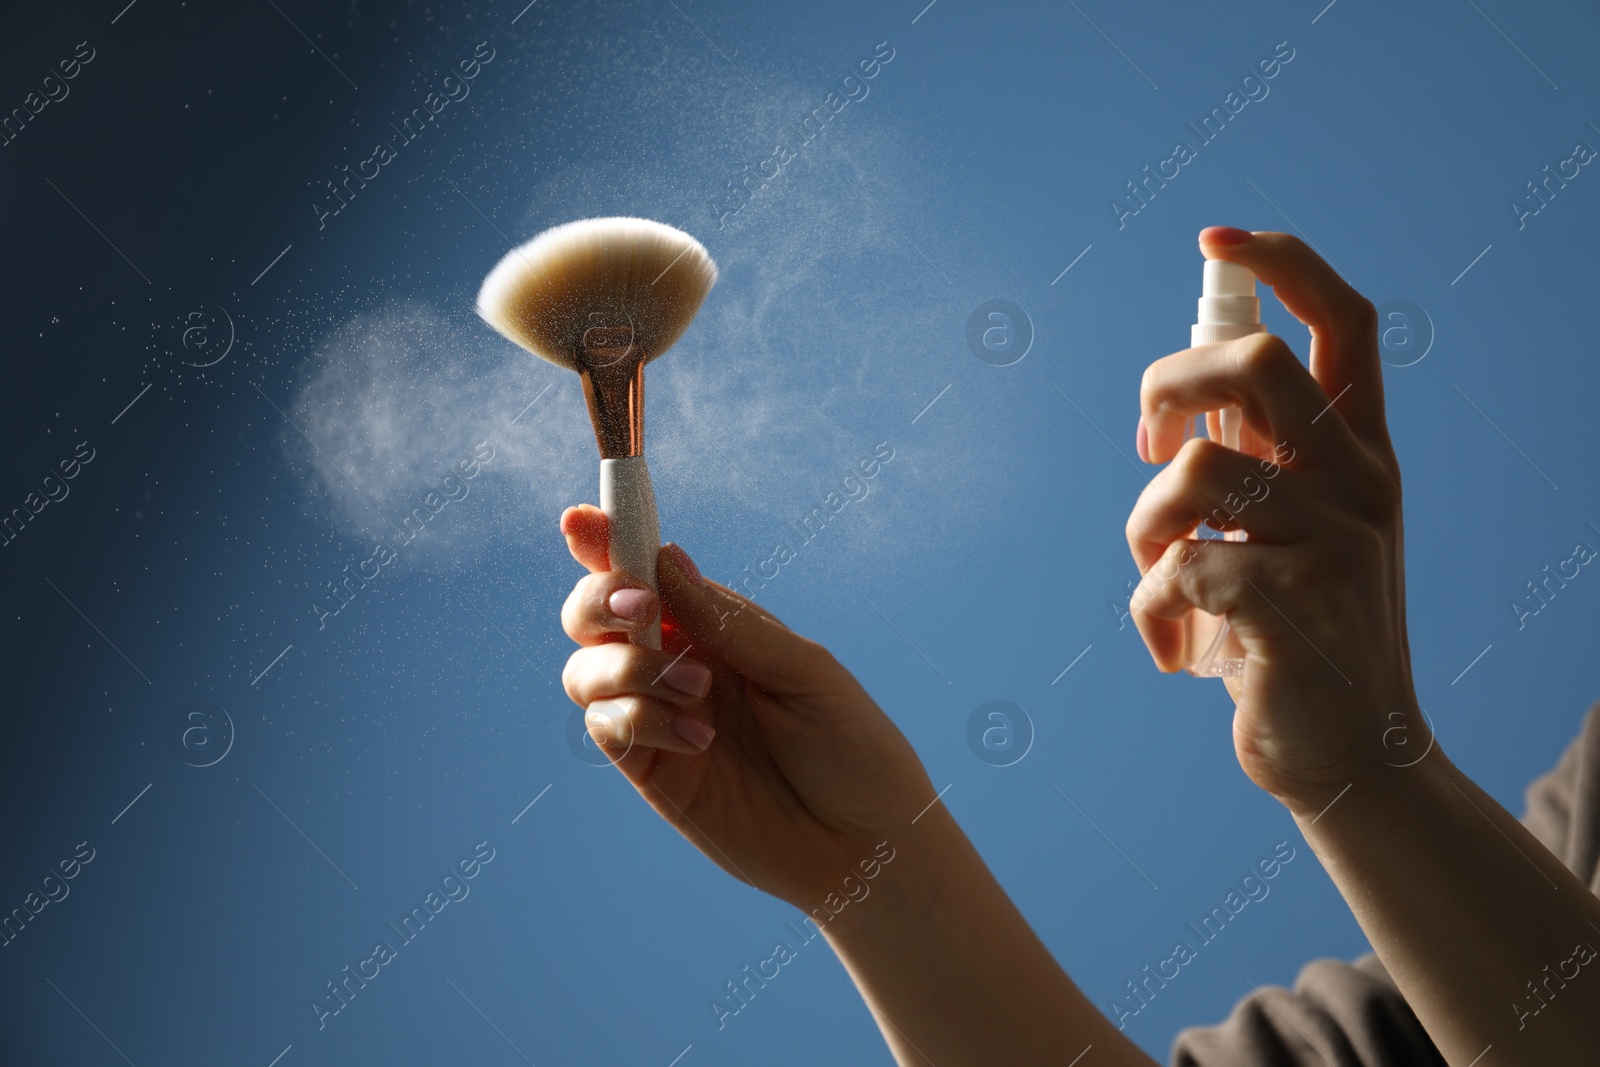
657 544 830 696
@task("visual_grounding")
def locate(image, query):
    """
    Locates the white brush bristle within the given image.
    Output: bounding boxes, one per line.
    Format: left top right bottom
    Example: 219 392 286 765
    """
475 216 718 370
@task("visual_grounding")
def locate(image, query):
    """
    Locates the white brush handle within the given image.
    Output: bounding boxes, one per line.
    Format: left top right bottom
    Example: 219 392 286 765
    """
600 456 661 650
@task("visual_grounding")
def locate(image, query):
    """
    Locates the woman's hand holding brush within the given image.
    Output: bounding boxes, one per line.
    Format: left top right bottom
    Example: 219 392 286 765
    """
557 503 934 912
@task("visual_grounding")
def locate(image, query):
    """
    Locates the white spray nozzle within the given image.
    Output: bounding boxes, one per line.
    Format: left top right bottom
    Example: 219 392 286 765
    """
1202 259 1255 298
1195 260 1261 336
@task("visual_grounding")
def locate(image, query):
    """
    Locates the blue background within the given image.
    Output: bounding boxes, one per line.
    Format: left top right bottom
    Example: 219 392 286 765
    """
2 0 1598 1063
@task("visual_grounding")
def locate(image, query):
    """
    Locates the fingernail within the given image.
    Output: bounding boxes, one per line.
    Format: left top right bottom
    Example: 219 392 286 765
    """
608 587 655 622
1200 226 1253 246
671 713 716 751
663 543 704 585
661 657 712 697
1136 414 1149 463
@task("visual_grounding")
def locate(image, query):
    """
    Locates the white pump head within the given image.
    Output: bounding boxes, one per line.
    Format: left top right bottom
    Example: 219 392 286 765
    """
1203 259 1255 298
1193 260 1263 346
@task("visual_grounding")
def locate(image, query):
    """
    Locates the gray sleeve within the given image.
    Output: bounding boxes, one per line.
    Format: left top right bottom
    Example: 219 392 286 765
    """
1170 703 1600 1066
1518 703 1599 887
1169 954 1445 1067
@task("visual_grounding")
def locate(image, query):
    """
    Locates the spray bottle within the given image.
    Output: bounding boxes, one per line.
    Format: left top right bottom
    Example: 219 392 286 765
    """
1183 259 1264 679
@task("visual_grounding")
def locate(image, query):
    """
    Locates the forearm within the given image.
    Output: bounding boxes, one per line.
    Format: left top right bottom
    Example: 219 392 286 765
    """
1289 747 1600 1064
821 805 1160 1067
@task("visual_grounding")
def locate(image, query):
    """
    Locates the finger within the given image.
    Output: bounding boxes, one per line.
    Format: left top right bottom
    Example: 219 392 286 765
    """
562 641 714 710
1129 538 1345 678
586 694 716 756
1198 228 1385 443
657 544 838 697
1128 538 1256 673
1125 438 1321 572
585 727 661 788
1141 331 1352 465
698 578 791 630
562 572 659 647
560 504 610 573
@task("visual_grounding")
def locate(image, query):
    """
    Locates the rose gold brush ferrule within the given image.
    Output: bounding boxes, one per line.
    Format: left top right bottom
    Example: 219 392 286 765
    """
576 325 647 459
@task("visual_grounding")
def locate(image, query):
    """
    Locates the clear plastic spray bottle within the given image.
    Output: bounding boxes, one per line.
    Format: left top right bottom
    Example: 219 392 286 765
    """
1182 259 1263 679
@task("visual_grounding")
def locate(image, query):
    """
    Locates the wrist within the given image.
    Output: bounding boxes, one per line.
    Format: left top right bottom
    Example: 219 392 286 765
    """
1249 690 1437 818
1278 728 1458 826
810 806 966 950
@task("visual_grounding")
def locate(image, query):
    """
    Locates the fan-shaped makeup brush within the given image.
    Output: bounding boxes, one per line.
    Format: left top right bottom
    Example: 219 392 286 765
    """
476 217 718 650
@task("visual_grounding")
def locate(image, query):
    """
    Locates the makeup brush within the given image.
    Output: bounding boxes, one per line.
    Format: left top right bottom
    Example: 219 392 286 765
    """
476 217 718 650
